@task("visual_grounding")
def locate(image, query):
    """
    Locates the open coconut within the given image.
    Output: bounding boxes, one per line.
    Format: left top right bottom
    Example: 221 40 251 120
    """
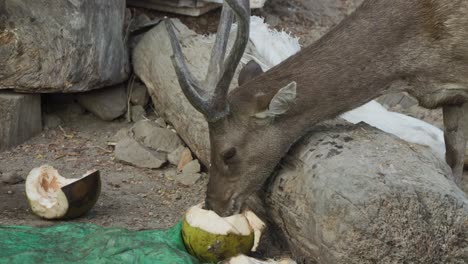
25 165 101 220
182 203 265 262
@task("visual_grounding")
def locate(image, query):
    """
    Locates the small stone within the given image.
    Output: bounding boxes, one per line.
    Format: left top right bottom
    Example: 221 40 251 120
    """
130 82 150 107
1 171 24 185
154 117 167 128
182 159 201 174
114 137 167 169
131 105 146 122
43 114 62 129
7 190 13 195
111 128 130 142
177 148 194 171
132 120 183 153
77 84 127 121
176 172 201 186
168 146 185 166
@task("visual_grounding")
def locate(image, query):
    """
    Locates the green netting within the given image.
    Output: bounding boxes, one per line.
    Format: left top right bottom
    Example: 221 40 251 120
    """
0 221 205 264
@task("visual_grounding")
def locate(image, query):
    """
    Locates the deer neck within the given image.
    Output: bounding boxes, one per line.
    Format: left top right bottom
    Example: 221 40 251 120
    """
231 0 428 138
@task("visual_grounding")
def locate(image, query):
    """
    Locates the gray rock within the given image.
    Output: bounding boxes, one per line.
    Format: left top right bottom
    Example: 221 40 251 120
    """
182 159 201 174
132 19 233 165
1 171 24 185
110 128 130 142
176 159 201 185
43 114 62 129
175 172 201 186
131 105 146 122
167 145 186 166
77 84 127 121
377 92 418 109
0 0 129 92
154 117 167 128
130 82 150 107
132 120 183 153
0 91 42 151
114 137 166 169
259 123 468 264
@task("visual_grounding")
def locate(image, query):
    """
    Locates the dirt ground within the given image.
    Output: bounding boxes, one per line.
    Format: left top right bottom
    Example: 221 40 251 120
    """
0 97 208 229
1 0 466 231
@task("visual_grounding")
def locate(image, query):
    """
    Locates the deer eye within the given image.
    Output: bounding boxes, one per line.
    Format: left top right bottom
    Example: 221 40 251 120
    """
221 148 237 162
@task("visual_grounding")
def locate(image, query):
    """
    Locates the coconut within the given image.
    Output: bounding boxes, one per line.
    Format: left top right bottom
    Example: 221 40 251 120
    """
182 203 265 262
25 165 101 220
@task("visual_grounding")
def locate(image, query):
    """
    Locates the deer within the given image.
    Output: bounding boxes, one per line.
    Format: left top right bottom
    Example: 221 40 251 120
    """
165 0 468 216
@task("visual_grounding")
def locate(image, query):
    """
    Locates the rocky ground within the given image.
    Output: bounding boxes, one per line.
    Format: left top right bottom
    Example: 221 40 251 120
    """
0 0 464 231
0 95 208 229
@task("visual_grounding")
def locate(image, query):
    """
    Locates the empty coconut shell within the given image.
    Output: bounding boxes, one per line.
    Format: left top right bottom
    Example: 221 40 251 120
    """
25 165 101 220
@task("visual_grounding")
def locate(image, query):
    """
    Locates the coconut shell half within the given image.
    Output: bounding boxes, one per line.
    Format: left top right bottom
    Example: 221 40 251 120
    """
181 203 261 262
25 165 101 220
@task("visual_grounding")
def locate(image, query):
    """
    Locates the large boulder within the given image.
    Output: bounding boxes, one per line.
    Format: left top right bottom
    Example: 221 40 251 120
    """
0 0 129 93
132 20 468 263
262 122 467 263
132 20 232 165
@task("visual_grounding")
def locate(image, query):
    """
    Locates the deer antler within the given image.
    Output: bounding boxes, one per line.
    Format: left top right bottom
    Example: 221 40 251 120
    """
165 0 250 122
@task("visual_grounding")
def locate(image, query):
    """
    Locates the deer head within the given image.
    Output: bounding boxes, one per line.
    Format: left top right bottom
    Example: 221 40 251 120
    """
166 0 298 216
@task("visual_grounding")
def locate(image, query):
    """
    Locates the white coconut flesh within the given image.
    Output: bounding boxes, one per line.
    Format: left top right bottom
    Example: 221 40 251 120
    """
185 203 253 236
244 210 266 251
25 165 79 219
185 203 267 253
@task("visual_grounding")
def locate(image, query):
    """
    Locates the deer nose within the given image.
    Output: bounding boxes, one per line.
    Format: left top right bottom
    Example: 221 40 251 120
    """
204 193 235 217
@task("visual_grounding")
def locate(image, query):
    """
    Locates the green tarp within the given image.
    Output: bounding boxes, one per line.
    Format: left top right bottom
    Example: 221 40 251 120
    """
0 222 203 264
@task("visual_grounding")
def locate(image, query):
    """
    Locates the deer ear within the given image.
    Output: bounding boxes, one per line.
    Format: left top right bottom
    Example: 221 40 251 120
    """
238 60 264 86
254 81 297 119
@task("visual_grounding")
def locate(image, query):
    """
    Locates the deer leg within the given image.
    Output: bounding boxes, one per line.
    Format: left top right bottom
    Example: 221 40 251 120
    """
443 104 467 185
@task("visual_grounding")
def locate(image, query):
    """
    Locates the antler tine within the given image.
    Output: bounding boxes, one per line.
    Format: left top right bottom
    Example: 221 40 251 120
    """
210 0 251 118
165 0 250 122
165 20 211 116
205 2 235 88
